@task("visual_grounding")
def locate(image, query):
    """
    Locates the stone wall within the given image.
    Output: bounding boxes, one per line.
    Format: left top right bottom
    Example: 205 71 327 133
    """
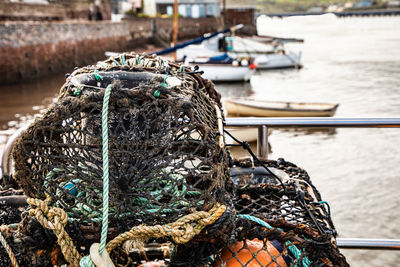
0 1 111 21
0 2 66 21
0 17 222 84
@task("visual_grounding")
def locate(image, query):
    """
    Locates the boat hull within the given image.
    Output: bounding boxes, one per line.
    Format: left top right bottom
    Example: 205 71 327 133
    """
197 64 255 82
225 99 338 117
247 52 302 69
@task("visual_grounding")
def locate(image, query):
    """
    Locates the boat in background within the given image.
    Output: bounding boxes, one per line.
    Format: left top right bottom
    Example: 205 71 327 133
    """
185 53 256 82
253 52 302 69
195 63 256 82
225 98 338 117
177 32 302 70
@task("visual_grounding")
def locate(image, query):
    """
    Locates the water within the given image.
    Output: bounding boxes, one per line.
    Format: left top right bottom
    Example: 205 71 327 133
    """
219 15 400 266
1 15 400 266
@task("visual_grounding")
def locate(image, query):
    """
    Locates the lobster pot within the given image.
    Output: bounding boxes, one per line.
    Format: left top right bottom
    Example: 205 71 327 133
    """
212 158 349 267
12 54 232 250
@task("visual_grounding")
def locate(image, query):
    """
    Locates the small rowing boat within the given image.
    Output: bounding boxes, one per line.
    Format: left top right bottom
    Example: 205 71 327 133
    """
225 98 339 117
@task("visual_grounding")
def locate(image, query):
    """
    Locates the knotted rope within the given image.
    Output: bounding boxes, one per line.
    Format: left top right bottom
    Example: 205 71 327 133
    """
27 195 81 267
106 203 226 252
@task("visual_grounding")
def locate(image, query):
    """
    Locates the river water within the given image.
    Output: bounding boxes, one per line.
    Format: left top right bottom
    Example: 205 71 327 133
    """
1 15 400 266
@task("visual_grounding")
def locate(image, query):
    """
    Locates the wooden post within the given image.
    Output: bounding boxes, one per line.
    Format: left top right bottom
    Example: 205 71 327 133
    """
172 0 179 60
221 0 226 28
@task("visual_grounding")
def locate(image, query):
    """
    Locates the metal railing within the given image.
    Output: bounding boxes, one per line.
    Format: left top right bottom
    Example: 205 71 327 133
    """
225 117 400 158
1 117 400 250
225 117 400 250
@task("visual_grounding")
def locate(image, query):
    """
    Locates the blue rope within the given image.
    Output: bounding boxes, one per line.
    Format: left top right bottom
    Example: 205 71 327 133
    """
237 214 311 267
319 201 331 216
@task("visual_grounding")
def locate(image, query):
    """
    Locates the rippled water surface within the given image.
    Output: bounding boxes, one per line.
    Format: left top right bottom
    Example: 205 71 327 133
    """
1 15 400 266
218 15 400 266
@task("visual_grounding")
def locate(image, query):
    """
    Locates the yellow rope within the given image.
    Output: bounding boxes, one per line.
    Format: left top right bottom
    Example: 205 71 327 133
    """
27 195 82 267
106 203 226 252
27 195 226 266
0 225 19 267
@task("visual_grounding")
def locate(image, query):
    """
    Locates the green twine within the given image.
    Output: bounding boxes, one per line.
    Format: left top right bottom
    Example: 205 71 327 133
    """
120 54 126 65
80 84 112 267
161 75 170 87
80 256 94 267
100 84 112 254
73 85 83 96
153 89 161 98
93 70 103 82
179 65 185 72
111 58 120 66
236 214 311 267
136 54 143 64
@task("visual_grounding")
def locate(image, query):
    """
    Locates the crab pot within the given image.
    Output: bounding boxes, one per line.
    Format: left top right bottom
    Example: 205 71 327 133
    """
212 158 349 267
11 53 234 265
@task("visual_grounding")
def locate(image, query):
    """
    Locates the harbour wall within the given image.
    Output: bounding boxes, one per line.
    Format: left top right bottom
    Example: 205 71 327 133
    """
263 9 400 18
0 17 222 84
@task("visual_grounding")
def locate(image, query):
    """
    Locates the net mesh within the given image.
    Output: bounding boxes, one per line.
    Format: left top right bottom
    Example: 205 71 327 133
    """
217 157 349 267
0 53 349 266
10 53 234 265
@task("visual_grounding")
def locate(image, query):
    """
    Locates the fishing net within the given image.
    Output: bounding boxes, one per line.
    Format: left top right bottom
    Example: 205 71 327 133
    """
211 157 349 267
8 53 234 266
0 53 349 266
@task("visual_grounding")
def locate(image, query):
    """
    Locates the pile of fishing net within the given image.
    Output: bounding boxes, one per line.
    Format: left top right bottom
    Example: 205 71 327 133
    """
0 53 348 266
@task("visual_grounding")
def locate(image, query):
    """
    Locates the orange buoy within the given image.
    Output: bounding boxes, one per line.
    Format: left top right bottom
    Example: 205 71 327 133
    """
216 238 289 267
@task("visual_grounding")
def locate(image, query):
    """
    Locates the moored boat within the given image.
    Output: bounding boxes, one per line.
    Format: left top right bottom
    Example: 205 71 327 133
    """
253 51 302 69
225 98 339 117
177 33 302 70
194 62 256 82
184 53 256 82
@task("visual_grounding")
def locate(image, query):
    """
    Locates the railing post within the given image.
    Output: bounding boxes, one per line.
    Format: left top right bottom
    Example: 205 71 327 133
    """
257 125 268 159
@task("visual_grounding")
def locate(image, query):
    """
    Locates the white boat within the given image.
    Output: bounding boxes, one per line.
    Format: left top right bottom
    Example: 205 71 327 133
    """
177 35 302 70
252 52 302 69
225 98 339 117
195 62 256 82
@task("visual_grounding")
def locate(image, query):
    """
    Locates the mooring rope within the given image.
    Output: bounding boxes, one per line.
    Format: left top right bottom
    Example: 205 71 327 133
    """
237 214 311 267
106 203 226 252
80 83 113 267
100 84 112 254
0 226 19 267
27 195 81 267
